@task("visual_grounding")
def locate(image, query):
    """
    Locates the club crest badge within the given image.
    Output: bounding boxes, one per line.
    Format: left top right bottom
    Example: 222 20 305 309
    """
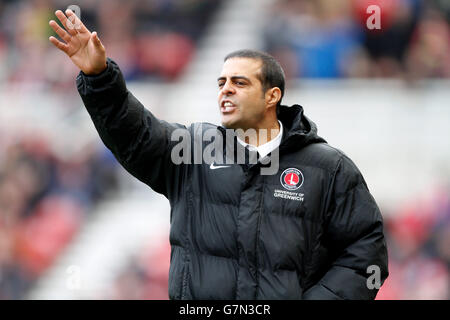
280 168 304 190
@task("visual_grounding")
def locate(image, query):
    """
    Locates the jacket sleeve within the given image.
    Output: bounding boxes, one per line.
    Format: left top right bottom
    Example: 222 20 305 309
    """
76 58 187 200
303 154 389 300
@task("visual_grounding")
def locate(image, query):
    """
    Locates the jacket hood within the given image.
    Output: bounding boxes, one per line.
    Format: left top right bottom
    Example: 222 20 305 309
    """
278 104 326 152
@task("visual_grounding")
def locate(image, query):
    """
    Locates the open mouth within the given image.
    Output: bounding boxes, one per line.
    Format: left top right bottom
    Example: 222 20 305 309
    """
221 100 237 113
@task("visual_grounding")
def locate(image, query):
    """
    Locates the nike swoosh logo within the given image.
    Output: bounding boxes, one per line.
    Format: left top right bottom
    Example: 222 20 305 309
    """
210 163 231 170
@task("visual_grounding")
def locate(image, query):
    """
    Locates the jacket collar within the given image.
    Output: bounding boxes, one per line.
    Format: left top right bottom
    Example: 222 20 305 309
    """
216 104 326 160
236 120 283 159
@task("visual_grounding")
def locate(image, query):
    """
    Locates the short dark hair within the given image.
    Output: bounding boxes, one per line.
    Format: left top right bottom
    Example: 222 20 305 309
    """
224 49 285 108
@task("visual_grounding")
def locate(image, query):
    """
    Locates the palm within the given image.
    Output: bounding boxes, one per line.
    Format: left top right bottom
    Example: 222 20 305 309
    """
68 33 102 73
49 10 106 75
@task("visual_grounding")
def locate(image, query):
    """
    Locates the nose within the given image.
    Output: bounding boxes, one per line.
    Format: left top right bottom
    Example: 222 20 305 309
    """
220 80 235 95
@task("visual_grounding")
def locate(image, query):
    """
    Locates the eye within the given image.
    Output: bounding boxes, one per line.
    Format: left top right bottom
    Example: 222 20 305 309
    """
218 82 225 88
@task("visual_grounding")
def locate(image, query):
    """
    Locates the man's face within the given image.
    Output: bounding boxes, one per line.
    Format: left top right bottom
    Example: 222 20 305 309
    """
217 57 266 131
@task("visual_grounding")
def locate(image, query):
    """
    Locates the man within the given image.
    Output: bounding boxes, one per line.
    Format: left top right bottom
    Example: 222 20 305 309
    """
49 9 388 300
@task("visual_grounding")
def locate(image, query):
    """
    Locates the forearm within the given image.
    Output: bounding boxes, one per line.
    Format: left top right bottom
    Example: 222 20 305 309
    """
77 58 129 130
76 58 187 196
76 58 145 154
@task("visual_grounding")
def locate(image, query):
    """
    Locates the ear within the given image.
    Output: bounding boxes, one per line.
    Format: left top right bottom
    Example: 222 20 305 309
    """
265 87 282 109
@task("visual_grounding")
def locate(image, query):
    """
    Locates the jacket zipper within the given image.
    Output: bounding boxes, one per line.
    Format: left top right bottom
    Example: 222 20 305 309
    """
254 174 265 299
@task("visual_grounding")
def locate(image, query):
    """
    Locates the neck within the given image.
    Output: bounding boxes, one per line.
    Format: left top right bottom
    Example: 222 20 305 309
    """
237 119 280 147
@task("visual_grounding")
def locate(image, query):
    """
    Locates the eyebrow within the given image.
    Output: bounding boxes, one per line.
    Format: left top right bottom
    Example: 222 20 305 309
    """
217 76 251 83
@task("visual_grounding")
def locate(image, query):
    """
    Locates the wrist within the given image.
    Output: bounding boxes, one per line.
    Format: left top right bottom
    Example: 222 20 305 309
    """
82 60 109 77
92 61 108 75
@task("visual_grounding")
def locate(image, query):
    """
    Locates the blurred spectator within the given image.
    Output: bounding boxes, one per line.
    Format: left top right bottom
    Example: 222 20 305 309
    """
264 0 364 78
264 0 450 80
352 0 421 77
405 7 450 78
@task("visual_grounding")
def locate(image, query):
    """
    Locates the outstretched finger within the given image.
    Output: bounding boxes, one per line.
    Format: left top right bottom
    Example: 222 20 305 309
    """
49 20 71 43
65 9 90 34
92 31 103 48
49 36 69 54
55 10 77 36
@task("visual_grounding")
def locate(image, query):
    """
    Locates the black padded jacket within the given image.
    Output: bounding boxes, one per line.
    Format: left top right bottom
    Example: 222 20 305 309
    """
76 58 389 300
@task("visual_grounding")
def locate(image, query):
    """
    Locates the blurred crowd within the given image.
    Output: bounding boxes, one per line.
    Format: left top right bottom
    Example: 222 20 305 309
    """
0 130 120 299
0 0 222 90
1 0 448 88
264 0 450 79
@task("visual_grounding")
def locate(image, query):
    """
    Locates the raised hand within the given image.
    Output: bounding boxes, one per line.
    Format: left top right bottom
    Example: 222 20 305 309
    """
49 9 107 75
